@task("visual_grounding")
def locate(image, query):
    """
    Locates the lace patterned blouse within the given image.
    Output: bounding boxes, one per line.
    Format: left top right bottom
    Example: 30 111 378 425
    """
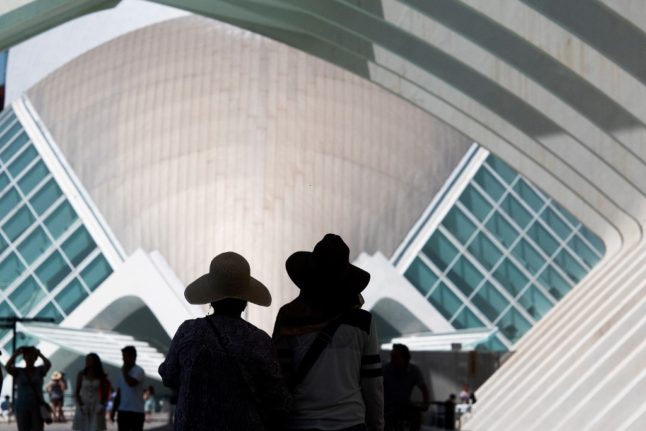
159 315 292 431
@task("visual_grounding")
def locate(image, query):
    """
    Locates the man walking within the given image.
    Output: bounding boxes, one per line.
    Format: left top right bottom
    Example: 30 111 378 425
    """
110 346 146 431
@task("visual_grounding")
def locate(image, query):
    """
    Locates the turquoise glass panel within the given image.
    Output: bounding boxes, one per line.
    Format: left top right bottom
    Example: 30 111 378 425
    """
511 239 545 275
0 188 20 221
1 132 30 165
497 307 532 343
428 282 462 321
553 249 586 282
500 194 532 229
459 185 493 221
493 259 528 296
579 225 605 254
422 231 458 271
540 206 571 240
447 256 483 296
8 145 37 177
568 235 600 268
0 302 14 337
17 160 48 195
30 179 62 215
551 200 578 227
3 205 35 241
404 257 438 296
36 303 64 324
472 282 509 322
452 306 484 329
0 233 6 253
476 334 508 352
513 178 544 212
537 266 571 300
17 226 51 264
9 276 45 315
44 201 77 239
473 168 506 202
61 226 96 266
0 122 23 154
35 251 71 291
81 255 112 290
486 211 518 248
442 207 476 244
467 232 502 270
485 155 516 184
55 279 88 315
518 285 553 320
0 172 9 191
0 253 25 290
527 223 559 257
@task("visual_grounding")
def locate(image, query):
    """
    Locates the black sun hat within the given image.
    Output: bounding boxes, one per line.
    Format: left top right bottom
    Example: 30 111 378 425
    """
286 233 370 295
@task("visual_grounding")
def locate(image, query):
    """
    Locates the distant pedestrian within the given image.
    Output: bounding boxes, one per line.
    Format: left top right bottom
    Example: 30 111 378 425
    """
45 371 66 422
1 395 12 423
143 386 155 422
73 353 111 431
273 233 384 431
110 346 145 431
159 252 292 431
6 346 52 431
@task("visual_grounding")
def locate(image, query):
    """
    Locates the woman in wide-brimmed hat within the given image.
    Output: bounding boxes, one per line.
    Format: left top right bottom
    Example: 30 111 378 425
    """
159 252 291 431
273 234 384 431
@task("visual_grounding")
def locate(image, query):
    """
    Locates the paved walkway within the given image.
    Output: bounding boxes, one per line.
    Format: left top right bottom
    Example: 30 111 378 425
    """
0 414 171 430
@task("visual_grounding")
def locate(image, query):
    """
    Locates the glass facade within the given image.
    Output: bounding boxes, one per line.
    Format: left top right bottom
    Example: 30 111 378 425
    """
0 51 6 107
404 152 605 350
0 107 113 350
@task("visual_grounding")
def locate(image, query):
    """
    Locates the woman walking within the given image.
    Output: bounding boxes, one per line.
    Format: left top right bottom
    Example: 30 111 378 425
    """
73 353 111 431
45 371 66 422
159 252 292 430
273 234 384 431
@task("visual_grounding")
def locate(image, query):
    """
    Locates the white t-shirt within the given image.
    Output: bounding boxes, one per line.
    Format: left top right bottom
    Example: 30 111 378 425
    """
117 365 145 413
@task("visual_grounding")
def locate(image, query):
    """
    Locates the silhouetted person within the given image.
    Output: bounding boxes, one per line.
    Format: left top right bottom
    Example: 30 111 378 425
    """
6 346 52 431
1 395 12 423
443 394 456 430
159 252 292 431
383 344 429 431
74 353 111 431
273 234 384 431
143 385 155 422
46 371 66 422
110 346 145 431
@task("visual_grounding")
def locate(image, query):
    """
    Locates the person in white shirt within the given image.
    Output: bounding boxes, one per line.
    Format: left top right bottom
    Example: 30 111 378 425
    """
110 346 145 431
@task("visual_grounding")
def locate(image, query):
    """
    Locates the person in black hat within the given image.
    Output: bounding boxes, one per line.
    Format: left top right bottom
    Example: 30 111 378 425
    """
273 234 384 431
159 252 291 431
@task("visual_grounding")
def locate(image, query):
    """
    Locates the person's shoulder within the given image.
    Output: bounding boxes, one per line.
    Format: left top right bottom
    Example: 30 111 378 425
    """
340 308 373 333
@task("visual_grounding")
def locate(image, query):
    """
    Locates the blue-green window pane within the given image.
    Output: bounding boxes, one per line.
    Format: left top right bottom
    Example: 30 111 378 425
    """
422 231 458 271
0 234 6 254
551 200 578 227
55 279 88 315
0 253 25 290
476 335 508 352
579 225 605 254
0 124 24 157
472 282 509 322
0 302 14 338
447 256 483 296
428 282 462 321
3 205 35 241
497 307 532 343
9 276 46 315
452 306 485 329
404 258 438 296
486 211 518 248
500 194 532 230
474 168 506 202
17 226 51 264
518 285 553 320
568 235 600 268
8 145 37 177
485 155 516 184
553 249 587 283
442 207 476 244
527 223 559 257
35 251 71 291
459 185 492 221
36 303 64 324
540 206 571 240
467 232 502 270
513 178 544 212
30 179 62 215
538 266 571 300
44 201 77 239
0 172 9 191
511 239 545 275
17 160 48 196
0 112 14 131
61 226 96 266
0 188 21 221
493 259 528 296
81 255 112 291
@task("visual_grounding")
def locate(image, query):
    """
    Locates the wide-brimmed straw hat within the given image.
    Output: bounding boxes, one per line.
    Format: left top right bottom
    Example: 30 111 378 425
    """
51 371 63 380
184 252 272 306
286 233 370 295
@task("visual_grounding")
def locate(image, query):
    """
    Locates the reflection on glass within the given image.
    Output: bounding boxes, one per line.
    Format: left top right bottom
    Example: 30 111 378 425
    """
81 255 112 290
404 257 438 296
452 306 484 329
30 179 62 215
459 185 493 221
485 155 516 184
467 233 502 270
17 226 51 264
518 285 553 320
35 251 71 290
472 282 509 322
3 205 35 241
44 201 77 239
442 207 476 244
446 256 482 296
18 161 48 196
422 231 458 271
474 168 505 202
9 276 45 315
493 259 528 296
428 282 461 321
486 211 518 248
497 306 531 343
55 279 88 315
62 226 96 266
36 303 64 324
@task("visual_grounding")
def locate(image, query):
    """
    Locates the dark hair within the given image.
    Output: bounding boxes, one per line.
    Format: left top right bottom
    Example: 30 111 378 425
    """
392 343 411 362
211 298 247 315
83 353 107 378
121 345 137 357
